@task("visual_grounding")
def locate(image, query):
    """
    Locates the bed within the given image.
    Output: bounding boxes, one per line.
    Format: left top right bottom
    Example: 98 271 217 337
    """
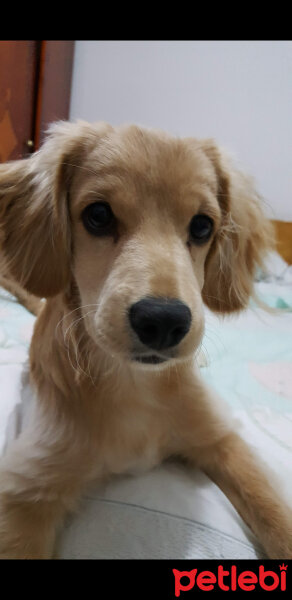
0 250 291 559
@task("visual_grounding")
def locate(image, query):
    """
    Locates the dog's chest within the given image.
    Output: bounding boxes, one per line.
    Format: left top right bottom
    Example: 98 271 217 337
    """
96 393 173 477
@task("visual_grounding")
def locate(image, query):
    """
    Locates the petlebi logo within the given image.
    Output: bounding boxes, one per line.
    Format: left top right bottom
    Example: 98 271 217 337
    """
173 563 288 595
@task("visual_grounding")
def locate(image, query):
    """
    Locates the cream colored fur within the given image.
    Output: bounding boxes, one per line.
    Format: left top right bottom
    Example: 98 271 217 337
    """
0 121 291 559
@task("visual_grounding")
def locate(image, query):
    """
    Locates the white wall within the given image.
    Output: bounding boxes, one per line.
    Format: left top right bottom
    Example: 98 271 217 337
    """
70 41 292 220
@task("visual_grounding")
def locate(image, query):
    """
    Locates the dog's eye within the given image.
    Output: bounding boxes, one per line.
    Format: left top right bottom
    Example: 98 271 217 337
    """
81 202 114 236
189 214 214 245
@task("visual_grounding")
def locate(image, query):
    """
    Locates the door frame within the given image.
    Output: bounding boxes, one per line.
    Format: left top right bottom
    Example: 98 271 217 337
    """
34 41 75 150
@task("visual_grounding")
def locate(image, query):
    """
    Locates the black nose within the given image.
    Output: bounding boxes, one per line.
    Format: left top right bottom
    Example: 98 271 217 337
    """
128 297 192 351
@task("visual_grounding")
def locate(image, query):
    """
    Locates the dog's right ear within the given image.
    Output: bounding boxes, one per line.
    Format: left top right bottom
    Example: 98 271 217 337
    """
0 120 109 298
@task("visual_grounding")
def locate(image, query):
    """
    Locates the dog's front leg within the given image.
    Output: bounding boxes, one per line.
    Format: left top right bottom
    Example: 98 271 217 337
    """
176 370 292 558
0 424 95 559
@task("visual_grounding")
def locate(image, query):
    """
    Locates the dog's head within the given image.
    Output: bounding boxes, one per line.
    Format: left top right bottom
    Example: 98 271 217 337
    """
0 121 273 368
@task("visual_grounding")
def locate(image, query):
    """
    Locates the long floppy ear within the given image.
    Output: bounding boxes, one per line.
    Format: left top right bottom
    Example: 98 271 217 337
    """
0 120 106 298
201 141 274 313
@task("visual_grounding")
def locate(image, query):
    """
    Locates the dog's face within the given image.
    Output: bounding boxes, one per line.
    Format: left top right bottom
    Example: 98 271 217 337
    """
70 126 222 366
0 121 272 369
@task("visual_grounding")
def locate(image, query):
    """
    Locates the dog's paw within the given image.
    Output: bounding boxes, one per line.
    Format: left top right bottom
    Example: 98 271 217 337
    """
0 533 51 559
262 507 292 559
0 498 52 559
0 529 52 559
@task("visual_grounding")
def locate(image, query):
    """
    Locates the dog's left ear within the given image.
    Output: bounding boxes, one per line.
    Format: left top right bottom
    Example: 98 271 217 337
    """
201 141 274 313
0 120 108 298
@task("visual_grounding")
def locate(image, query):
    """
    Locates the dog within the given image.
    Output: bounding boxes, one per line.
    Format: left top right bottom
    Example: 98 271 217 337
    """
0 120 291 559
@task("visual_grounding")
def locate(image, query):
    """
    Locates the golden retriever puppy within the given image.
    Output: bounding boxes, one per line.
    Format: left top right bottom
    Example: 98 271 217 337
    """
0 121 291 559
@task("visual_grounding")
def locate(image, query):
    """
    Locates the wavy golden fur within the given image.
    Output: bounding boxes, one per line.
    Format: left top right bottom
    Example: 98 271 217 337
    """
0 121 291 559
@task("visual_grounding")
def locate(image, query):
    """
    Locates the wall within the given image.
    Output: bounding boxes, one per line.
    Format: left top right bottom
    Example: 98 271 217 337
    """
70 41 292 220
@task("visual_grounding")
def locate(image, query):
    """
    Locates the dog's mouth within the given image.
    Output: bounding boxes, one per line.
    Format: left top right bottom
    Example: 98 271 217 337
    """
132 354 169 365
